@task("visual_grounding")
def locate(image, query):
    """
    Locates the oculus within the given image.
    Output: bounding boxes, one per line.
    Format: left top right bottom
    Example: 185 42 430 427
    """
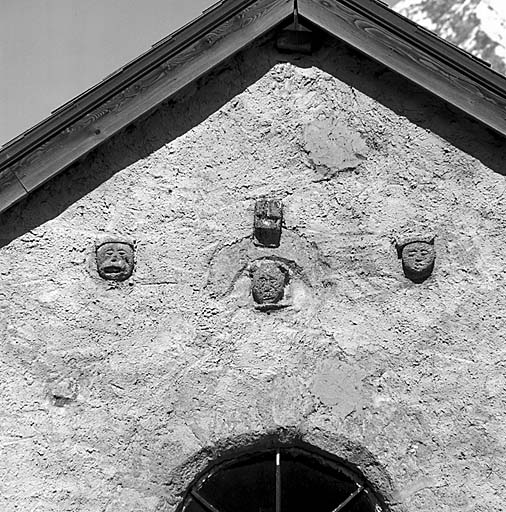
96 237 134 281
177 444 386 512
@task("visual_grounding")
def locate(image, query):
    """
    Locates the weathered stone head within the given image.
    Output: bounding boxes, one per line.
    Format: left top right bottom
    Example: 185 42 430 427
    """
250 259 289 308
96 236 134 281
396 236 435 283
254 198 282 247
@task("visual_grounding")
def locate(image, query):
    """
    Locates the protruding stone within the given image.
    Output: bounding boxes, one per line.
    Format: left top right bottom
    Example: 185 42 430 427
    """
48 377 78 407
254 198 282 247
96 236 135 281
396 236 435 283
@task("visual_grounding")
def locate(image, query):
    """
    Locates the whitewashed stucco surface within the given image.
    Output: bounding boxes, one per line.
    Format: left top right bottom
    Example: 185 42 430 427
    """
1 34 506 512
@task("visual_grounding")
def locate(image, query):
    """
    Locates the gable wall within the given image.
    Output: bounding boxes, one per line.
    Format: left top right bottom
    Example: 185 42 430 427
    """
1 35 506 512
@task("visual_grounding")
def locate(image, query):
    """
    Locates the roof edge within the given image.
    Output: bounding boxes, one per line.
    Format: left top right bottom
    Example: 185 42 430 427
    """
0 0 293 214
2 0 506 217
298 0 506 136
0 0 284 168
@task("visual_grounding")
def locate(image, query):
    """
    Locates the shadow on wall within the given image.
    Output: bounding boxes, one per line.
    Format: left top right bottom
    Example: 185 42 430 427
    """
0 28 504 247
311 31 506 176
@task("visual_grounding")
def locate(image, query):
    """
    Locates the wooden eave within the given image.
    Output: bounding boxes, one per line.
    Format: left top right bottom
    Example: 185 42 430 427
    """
1 0 506 215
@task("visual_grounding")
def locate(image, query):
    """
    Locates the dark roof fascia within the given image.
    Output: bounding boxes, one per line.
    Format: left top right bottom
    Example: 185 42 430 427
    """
298 0 506 137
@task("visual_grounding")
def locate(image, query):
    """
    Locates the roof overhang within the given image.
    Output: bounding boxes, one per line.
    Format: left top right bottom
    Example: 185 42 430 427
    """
298 0 506 136
0 0 293 213
1 0 506 215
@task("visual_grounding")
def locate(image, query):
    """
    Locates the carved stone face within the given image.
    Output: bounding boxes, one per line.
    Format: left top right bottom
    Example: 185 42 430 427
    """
401 241 435 282
250 260 289 305
254 199 282 247
96 242 134 281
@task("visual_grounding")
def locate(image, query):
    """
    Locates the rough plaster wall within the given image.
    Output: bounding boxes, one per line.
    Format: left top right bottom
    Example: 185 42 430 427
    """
1 34 506 512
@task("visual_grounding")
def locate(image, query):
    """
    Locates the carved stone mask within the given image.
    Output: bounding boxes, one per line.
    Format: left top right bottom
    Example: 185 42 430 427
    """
250 259 289 305
254 199 282 247
96 241 134 281
401 241 435 283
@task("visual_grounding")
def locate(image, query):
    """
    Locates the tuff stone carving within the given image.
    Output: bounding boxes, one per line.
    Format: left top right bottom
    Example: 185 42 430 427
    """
96 237 134 281
254 198 282 247
250 259 289 308
397 236 435 283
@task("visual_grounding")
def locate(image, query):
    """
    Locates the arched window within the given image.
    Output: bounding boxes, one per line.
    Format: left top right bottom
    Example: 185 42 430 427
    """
178 446 385 512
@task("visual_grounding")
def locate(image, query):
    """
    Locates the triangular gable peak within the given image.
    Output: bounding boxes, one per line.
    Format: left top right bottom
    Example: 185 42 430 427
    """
1 0 505 215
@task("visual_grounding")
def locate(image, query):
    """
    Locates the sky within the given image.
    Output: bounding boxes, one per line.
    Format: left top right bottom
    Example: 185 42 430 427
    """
0 0 216 145
0 0 400 146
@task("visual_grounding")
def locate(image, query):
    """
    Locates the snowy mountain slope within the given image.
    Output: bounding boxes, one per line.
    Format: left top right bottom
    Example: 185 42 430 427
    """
394 0 506 74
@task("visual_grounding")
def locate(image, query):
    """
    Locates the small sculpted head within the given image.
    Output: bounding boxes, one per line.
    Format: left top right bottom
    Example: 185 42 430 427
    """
250 259 289 307
254 198 283 247
96 237 134 281
397 237 435 283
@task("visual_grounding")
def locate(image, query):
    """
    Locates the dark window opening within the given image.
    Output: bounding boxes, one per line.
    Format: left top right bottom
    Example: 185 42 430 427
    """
179 446 384 512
